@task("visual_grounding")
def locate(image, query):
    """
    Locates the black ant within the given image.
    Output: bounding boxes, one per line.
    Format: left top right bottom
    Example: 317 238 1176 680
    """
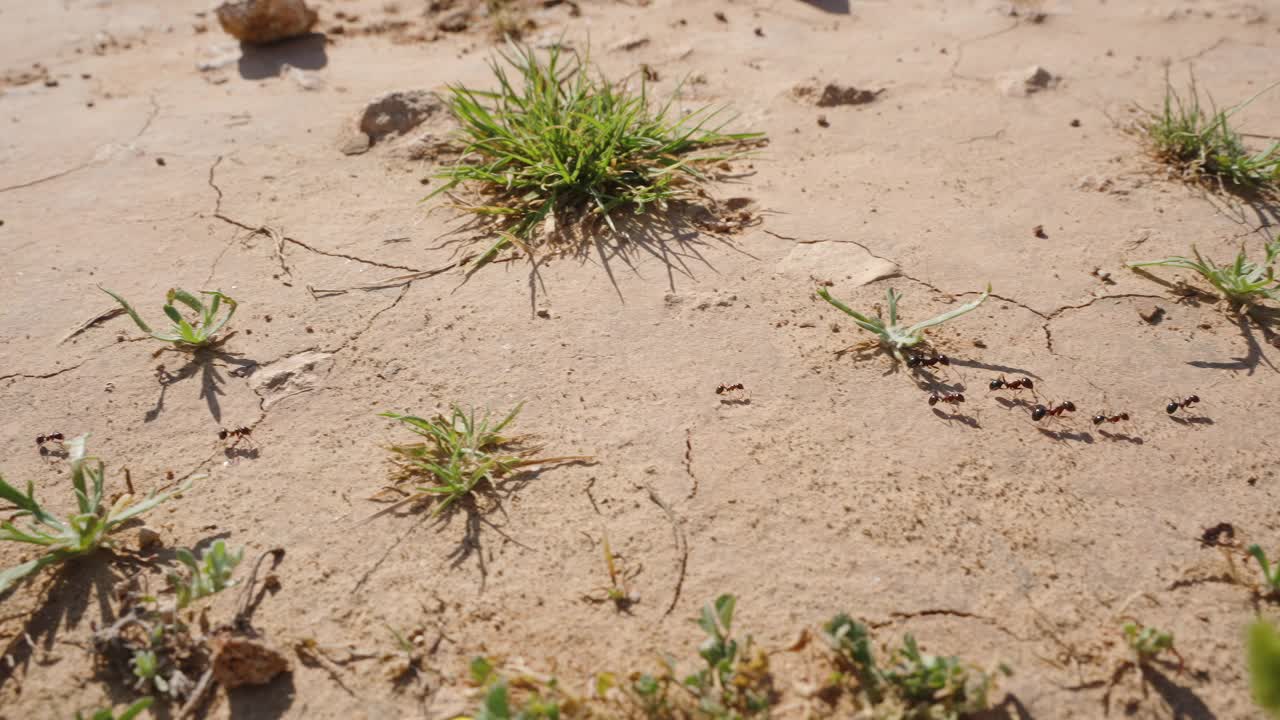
907 353 949 369
1092 412 1130 425
928 392 965 406
35 432 65 446
989 375 1033 391
715 383 745 395
1031 401 1075 421
1166 395 1200 414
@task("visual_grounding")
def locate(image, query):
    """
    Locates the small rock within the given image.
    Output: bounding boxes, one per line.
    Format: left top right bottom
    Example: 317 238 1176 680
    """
714 10 727 22
155 157 166 167
1139 305 1165 324
211 632 290 688
359 90 444 143
815 84 883 107
996 65 1055 97
610 35 649 52
1032 224 1047 239
216 0 318 45
1070 118 1081 127
282 63 323 90
137 528 162 551
437 9 470 32
536 309 551 319
816 114 829 128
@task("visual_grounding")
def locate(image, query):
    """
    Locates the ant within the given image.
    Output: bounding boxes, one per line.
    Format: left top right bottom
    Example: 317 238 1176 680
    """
1092 412 1130 425
35 432 65 446
989 375 1033 391
218 426 253 446
907 353 949 369
715 383 745 395
1166 395 1200 414
1031 401 1075 421
928 392 965 406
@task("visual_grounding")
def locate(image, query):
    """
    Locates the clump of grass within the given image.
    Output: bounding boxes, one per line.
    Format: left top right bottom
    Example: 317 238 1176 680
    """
1141 72 1280 193
467 656 575 720
1127 237 1280 308
429 42 764 269
380 403 588 516
817 285 991 362
1249 619 1280 717
75 698 153 720
99 286 237 349
0 435 194 595
820 613 1008 719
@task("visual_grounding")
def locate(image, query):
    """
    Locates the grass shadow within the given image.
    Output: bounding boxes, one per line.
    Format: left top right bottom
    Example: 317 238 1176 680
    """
146 343 258 424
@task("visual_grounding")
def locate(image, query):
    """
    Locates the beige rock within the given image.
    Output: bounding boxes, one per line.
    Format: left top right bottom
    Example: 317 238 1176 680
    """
216 0 318 45
996 65 1055 97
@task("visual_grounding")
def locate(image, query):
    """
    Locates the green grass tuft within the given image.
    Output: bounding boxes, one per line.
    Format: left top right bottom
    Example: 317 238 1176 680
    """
429 42 764 270
1141 71 1280 193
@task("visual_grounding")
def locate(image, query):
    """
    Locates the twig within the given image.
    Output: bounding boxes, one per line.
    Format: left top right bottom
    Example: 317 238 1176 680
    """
177 668 216 719
645 484 688 618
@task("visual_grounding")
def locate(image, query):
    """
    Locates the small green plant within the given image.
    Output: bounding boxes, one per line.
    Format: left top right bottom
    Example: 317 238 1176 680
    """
99 286 237 348
1249 619 1280 717
1142 72 1280 192
0 435 194 595
817 285 991 362
429 41 763 269
1122 621 1183 669
380 404 587 517
74 698 153 720
1248 544 1280 595
582 532 639 611
821 614 1006 719
681 594 772 718
465 657 572 720
130 648 167 694
1128 238 1280 307
168 540 244 610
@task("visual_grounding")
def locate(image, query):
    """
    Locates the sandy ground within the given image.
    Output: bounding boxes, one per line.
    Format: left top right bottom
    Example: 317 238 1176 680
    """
3 0 1280 717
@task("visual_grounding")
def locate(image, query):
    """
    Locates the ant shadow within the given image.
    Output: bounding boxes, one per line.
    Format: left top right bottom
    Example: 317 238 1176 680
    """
972 693 1033 720
932 407 980 428
1098 429 1144 445
145 339 258 424
1036 427 1094 444
912 369 965 394
993 396 1037 411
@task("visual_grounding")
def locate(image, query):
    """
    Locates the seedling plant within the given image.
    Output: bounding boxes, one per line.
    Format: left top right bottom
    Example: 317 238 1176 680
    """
168 539 244 610
582 532 640 612
817 285 991 362
0 435 193 595
1248 544 1280 596
1128 238 1280 308
820 613 1006 718
99 286 237 348
1122 621 1183 670
429 41 763 271
1141 72 1280 193
380 403 588 517
465 656 573 720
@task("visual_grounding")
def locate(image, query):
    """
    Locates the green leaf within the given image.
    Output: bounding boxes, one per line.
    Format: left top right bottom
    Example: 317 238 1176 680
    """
714 594 736 633
117 697 155 720
1252 620 1280 716
98 286 155 334
904 285 991 337
0 554 61 596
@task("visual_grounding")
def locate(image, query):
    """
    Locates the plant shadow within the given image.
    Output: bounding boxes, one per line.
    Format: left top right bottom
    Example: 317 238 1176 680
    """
0 552 144 693
1187 309 1277 375
146 344 258 424
1138 664 1217 720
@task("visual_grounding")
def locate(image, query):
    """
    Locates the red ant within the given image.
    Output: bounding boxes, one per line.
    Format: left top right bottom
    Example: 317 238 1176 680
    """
989 375 1033 391
928 392 965 406
218 426 253 446
1166 395 1200 414
907 353 949 369
1092 412 1130 425
1031 401 1075 421
715 383 745 395
35 432 65 446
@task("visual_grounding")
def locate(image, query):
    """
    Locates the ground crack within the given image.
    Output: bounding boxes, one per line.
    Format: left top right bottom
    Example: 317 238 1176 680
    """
324 284 412 354
0 361 88 383
207 156 425 274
